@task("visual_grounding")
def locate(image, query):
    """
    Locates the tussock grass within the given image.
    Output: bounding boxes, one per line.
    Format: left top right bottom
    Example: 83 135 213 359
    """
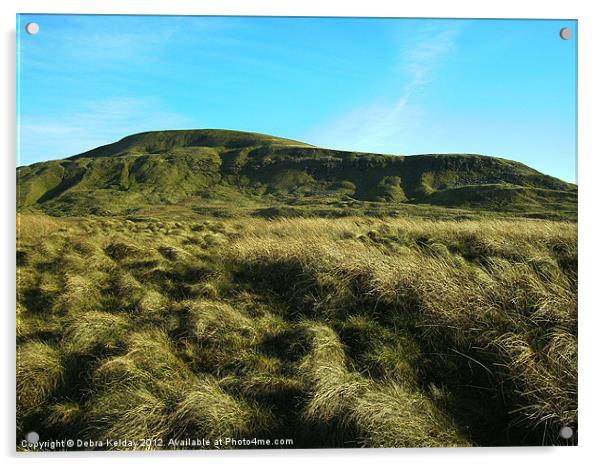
17 341 64 417
230 216 577 442
53 273 104 313
16 213 577 448
87 330 192 447
17 213 64 240
352 382 469 447
187 300 256 346
137 289 169 315
299 322 469 447
87 387 172 446
104 240 146 261
173 376 273 441
45 401 81 428
95 329 191 386
299 323 370 421
62 311 131 355
89 329 274 448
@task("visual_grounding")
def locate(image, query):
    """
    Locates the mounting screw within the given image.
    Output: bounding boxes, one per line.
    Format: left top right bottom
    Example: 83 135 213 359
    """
559 27 572 40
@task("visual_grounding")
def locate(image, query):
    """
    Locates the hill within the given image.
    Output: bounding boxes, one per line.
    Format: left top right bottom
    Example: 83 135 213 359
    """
17 129 577 219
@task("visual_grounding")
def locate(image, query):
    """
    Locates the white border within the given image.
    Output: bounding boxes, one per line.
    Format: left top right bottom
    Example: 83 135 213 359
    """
2 1 601 465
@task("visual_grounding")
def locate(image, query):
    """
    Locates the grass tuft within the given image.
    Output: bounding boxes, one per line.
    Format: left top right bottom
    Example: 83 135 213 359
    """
17 341 64 417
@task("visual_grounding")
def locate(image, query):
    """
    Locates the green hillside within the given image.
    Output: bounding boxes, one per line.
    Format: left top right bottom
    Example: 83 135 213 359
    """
17 129 577 219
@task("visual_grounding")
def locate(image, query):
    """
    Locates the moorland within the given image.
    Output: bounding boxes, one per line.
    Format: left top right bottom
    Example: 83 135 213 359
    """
16 130 577 449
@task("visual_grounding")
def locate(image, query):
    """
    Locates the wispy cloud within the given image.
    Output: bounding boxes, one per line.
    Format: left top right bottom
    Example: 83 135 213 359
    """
398 24 462 102
17 15 237 166
18 98 195 165
307 23 463 154
20 15 231 86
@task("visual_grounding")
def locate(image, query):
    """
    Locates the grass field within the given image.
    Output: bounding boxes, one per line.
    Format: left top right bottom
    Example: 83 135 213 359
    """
16 211 577 449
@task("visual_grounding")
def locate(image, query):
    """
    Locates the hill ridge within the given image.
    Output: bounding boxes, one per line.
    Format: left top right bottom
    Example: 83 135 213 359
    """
17 129 576 219
68 129 314 160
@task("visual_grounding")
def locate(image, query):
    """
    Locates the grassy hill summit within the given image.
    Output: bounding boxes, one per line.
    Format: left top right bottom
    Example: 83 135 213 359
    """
17 129 577 219
69 129 315 159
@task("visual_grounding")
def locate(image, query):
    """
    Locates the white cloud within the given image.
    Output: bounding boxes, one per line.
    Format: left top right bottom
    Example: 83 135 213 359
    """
307 23 463 154
18 97 196 165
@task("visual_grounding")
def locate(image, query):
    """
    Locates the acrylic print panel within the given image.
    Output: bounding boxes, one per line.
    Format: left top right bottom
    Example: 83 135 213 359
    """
16 14 577 451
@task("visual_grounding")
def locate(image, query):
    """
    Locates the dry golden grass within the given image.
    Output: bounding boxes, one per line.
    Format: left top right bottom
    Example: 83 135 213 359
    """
16 213 577 448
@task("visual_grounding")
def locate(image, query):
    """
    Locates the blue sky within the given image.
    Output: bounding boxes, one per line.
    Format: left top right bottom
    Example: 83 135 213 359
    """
17 15 577 182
